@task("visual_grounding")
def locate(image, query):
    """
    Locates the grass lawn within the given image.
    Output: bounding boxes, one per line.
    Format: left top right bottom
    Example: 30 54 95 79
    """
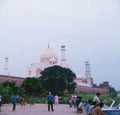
25 93 120 106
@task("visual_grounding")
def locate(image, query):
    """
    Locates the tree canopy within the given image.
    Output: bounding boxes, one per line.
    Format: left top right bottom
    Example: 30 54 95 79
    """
0 81 20 103
21 77 45 97
40 65 76 95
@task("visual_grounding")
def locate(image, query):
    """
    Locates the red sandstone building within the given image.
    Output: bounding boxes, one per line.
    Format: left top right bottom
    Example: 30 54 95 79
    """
0 75 25 86
0 74 109 93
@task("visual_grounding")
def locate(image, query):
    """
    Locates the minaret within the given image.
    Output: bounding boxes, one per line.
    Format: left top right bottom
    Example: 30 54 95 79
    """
85 61 93 87
60 44 67 67
4 57 9 75
48 44 50 49
85 61 91 78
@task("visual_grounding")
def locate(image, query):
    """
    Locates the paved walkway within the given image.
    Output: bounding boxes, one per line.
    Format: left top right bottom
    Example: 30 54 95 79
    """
0 104 77 115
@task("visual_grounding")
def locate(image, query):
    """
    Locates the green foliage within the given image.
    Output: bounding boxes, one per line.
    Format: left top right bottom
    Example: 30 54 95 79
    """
0 78 119 106
63 93 111 102
0 81 20 103
2 81 18 94
2 87 11 103
25 96 47 104
26 97 40 103
21 77 45 97
114 96 120 106
23 93 116 105
109 86 117 98
41 65 76 95
67 81 77 93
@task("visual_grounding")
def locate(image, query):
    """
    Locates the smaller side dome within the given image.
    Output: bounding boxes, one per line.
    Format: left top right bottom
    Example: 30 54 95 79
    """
49 58 57 64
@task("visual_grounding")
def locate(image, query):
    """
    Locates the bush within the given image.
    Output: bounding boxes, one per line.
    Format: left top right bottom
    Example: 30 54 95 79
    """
15 93 120 106
25 97 47 104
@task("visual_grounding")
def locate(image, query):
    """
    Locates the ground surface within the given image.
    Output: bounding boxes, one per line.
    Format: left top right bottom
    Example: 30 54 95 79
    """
0 103 77 115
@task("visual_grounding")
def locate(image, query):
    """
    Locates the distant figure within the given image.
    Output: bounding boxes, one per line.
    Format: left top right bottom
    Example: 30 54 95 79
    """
91 102 104 115
72 96 77 108
11 94 17 111
88 101 97 115
47 92 54 111
93 93 101 105
0 93 2 112
76 96 83 114
68 94 73 108
54 94 59 105
85 99 92 112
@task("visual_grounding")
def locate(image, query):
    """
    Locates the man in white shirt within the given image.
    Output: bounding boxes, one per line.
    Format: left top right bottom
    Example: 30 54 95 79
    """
93 92 101 105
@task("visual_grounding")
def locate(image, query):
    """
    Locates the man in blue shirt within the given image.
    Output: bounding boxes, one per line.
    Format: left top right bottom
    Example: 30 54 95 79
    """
47 92 54 111
11 94 17 111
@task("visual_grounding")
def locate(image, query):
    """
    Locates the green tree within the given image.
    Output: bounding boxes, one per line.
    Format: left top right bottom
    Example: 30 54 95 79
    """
67 81 77 93
2 81 18 94
41 65 76 95
21 77 45 97
109 86 117 98
1 81 19 103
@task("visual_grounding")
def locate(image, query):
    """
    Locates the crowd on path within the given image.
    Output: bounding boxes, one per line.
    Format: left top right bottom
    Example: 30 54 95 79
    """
0 92 105 115
68 92 105 115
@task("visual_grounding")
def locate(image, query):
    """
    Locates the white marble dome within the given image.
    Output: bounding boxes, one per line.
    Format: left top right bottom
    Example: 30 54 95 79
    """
40 48 58 62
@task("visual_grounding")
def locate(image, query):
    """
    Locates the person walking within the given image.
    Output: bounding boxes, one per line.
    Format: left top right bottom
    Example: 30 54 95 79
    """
0 93 2 112
11 94 17 111
54 94 59 105
47 92 54 112
68 94 73 108
76 96 83 114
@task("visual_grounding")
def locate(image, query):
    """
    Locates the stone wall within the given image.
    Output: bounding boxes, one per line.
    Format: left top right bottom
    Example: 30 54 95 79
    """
0 75 110 94
0 75 25 86
75 85 109 93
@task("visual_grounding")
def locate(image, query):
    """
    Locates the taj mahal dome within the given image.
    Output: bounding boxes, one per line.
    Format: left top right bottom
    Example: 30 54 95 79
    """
26 45 93 88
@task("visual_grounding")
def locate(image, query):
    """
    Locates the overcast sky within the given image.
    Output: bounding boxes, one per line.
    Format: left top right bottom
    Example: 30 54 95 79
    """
0 0 120 90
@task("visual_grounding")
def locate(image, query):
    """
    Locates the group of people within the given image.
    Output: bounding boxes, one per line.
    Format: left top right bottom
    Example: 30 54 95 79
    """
0 92 58 112
47 92 59 112
68 92 105 115
0 92 104 114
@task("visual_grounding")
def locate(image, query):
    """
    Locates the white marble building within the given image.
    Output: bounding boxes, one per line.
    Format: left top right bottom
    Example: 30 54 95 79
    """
26 45 93 87
26 45 68 77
